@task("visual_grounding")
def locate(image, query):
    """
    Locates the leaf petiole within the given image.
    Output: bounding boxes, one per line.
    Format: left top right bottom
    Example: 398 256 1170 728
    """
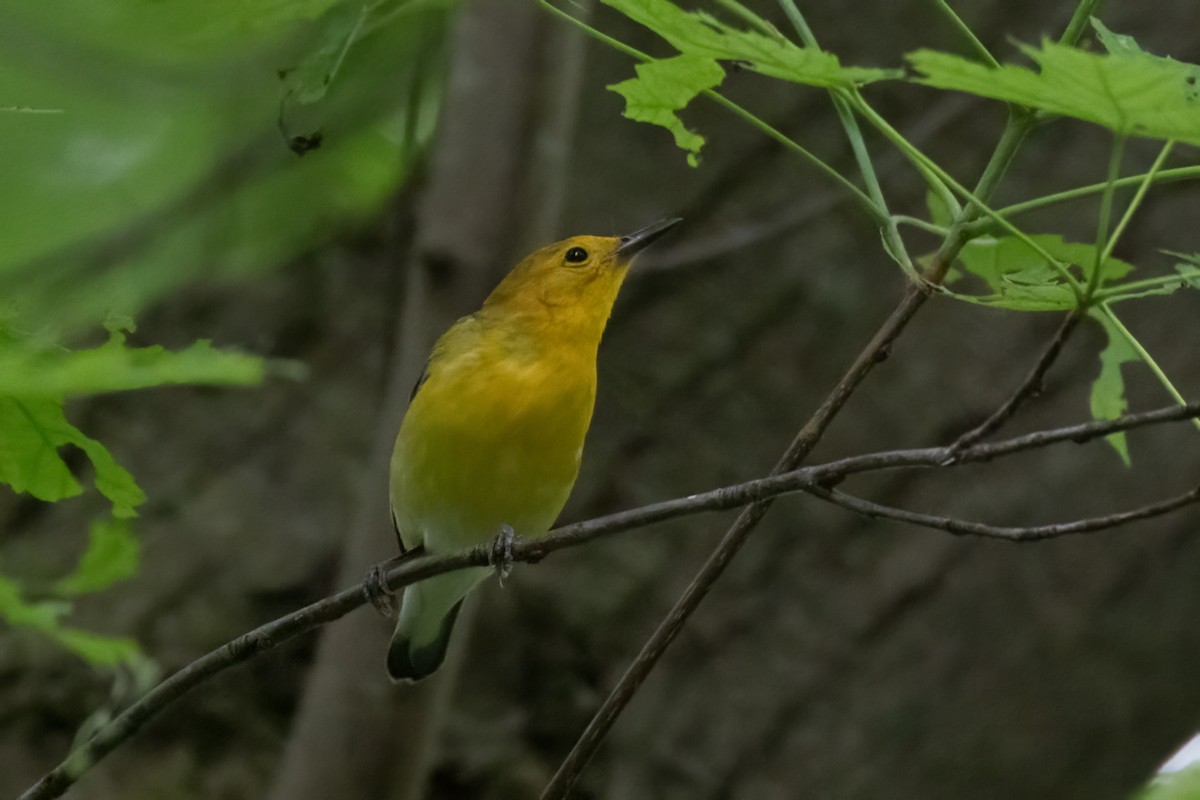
931 0 1000 68
537 0 881 218
850 98 1084 294
978 164 1200 226
1087 135 1127 298
1093 272 1198 303
1099 139 1175 266
775 0 915 277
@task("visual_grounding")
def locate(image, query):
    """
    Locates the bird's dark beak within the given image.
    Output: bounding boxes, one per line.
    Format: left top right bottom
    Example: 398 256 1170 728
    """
616 217 682 259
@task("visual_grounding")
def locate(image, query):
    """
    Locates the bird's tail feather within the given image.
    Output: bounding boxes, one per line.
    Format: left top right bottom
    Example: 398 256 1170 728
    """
386 568 486 683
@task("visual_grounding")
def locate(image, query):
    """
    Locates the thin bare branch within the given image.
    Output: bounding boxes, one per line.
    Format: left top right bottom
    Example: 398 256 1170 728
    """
18 401 1200 800
936 403 1200 467
805 484 1200 542
952 310 1082 450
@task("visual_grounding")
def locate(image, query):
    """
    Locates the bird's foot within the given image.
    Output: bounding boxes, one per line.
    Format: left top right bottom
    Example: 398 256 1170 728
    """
363 562 397 618
488 524 518 586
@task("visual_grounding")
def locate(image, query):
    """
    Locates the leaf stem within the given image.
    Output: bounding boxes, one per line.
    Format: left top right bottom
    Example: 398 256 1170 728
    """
714 0 786 40
1100 140 1175 265
931 0 1000 68
1087 135 1126 298
538 0 641 61
1059 0 1100 45
851 99 1083 293
980 165 1200 223
892 215 951 236
537 0 881 219
1097 303 1200 431
705 93 882 219
1094 272 1195 302
774 0 915 278
775 0 815 42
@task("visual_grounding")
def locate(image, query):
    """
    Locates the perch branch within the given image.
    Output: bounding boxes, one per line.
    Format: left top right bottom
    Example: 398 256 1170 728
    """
17 402 1200 800
805 484 1200 542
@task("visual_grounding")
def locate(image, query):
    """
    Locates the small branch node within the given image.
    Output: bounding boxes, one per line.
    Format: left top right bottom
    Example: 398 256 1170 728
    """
937 449 960 467
362 564 396 618
914 276 942 297
489 524 518 585
814 471 846 490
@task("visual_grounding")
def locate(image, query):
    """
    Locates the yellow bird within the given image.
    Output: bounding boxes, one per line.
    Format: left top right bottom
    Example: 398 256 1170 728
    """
386 219 681 682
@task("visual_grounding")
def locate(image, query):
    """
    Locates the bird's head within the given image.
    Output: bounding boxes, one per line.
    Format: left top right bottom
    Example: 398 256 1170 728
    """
481 218 681 337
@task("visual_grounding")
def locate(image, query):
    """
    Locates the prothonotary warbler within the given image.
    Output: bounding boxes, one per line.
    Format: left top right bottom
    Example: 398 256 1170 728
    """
386 218 681 682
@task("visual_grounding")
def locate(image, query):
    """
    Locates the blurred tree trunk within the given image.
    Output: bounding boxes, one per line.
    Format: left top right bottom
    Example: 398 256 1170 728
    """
265 2 544 799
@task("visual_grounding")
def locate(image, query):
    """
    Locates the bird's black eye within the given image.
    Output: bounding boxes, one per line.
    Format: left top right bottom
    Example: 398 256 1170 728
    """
564 247 589 265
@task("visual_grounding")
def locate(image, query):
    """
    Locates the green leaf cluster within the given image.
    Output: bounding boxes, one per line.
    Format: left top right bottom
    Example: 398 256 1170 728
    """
951 234 1131 311
581 1 1200 468
600 3 1200 167
0 322 275 667
600 0 895 165
909 39 1200 145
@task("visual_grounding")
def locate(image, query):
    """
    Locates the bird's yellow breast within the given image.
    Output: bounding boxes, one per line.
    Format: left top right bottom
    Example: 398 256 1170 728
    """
389 320 597 552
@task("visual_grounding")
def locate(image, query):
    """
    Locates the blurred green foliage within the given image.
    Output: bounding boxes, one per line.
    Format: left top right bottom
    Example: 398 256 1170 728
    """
0 0 454 668
0 519 143 667
0 0 450 332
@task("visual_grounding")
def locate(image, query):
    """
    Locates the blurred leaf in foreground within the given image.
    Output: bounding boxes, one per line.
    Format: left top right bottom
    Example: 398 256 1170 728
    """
0 0 453 333
0 396 145 517
55 518 140 597
0 574 145 668
0 326 281 397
